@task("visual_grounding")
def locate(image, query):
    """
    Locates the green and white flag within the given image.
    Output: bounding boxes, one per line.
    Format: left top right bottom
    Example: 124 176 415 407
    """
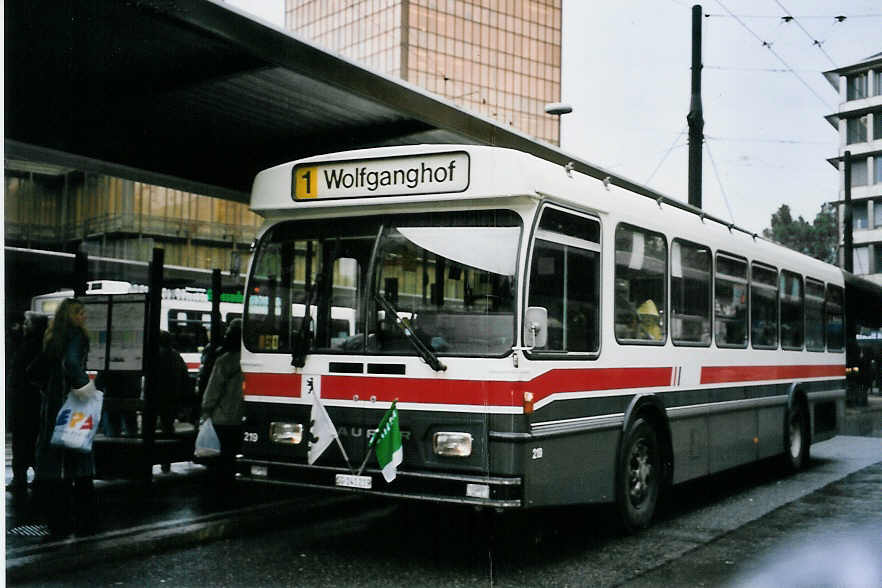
372 402 402 482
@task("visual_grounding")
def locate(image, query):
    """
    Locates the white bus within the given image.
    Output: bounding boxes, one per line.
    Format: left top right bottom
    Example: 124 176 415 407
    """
236 145 850 530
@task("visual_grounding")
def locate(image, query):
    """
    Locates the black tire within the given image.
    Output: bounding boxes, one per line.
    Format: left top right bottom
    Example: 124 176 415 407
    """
615 417 660 532
784 400 810 471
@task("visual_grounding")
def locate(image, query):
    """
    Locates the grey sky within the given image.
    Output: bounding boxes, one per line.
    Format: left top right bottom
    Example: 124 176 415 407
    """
561 0 881 233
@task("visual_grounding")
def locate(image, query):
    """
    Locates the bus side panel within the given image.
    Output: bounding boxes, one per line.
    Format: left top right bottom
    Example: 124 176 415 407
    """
757 404 786 460
670 416 709 484
709 409 757 474
521 430 618 507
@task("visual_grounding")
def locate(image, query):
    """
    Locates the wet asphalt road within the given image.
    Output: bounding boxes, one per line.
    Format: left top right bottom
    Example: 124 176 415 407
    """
12 436 882 587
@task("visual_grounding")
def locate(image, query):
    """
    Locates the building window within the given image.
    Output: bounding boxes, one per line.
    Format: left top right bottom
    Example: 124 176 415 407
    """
875 199 882 226
851 158 868 187
875 69 882 96
875 115 882 142
877 158 882 185
847 116 868 144
875 245 882 275
847 72 868 100
853 246 870 275
853 201 868 229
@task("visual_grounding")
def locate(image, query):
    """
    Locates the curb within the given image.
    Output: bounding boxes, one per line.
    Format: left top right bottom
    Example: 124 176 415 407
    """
6 493 361 583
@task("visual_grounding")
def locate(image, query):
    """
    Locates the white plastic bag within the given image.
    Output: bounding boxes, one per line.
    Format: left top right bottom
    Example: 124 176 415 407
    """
50 387 104 452
194 417 221 458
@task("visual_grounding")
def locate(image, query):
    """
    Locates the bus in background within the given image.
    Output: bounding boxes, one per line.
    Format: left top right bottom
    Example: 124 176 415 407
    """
235 144 860 531
30 281 243 375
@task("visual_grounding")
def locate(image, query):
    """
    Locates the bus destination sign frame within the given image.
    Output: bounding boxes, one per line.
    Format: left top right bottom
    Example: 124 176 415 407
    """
292 152 470 201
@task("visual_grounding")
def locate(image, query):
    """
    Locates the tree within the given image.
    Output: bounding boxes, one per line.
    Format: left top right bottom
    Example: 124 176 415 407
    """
762 203 837 265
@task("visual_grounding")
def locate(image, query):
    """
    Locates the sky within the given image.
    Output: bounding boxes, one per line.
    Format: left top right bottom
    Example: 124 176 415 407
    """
560 0 882 234
225 0 881 235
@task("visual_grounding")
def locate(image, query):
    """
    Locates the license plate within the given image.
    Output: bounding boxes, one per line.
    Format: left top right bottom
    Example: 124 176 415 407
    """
335 474 372 489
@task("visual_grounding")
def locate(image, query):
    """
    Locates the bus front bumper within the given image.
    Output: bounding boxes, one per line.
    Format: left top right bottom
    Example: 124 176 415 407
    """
236 458 523 508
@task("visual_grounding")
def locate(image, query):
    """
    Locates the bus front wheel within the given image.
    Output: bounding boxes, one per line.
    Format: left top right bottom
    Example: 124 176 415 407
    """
615 417 660 532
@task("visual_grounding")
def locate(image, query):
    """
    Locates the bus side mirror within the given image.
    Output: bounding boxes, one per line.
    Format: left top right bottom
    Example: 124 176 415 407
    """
524 307 548 349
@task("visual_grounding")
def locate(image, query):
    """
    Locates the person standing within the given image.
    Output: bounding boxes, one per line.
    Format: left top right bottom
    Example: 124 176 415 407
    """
33 298 98 537
200 319 243 480
155 330 191 436
6 312 49 492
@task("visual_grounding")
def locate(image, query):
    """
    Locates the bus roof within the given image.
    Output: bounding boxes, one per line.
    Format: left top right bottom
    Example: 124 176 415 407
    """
249 144 843 286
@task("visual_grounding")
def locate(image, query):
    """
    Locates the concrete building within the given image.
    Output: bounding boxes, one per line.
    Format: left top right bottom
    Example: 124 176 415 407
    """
4 0 562 278
287 0 562 145
825 52 882 285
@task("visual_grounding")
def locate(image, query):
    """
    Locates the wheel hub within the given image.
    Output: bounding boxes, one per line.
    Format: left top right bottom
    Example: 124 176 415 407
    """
628 440 653 505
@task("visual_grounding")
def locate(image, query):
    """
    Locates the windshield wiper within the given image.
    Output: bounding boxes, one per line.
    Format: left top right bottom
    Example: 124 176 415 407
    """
374 293 446 372
291 273 319 368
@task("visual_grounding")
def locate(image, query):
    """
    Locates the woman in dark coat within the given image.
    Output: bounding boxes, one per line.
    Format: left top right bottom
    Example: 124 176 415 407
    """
33 298 97 537
201 319 243 481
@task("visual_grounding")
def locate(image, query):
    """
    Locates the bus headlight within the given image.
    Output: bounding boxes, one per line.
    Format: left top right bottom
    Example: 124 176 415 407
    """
433 432 473 457
270 422 303 444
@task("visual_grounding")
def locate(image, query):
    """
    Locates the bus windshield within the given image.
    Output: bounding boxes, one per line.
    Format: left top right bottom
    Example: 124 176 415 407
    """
243 210 521 358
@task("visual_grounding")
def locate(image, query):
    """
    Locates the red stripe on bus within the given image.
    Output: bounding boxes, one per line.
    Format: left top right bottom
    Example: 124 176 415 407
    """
244 372 303 397
186 362 200 371
700 364 845 384
243 367 673 406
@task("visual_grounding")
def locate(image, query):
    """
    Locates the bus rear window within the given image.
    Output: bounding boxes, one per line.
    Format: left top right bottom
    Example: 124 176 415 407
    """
825 284 844 352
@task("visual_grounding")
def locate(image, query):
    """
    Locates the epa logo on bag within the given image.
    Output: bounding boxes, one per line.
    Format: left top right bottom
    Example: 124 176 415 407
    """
51 389 103 453
55 408 95 431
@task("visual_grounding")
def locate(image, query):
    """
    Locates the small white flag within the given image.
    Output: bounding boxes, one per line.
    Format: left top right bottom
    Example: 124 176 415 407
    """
305 376 340 465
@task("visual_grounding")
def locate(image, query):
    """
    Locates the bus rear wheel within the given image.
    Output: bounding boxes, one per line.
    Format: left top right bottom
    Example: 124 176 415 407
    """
616 417 660 532
784 400 809 471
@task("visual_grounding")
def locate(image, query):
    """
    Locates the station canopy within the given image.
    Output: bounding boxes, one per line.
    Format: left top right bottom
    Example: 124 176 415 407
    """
5 0 642 204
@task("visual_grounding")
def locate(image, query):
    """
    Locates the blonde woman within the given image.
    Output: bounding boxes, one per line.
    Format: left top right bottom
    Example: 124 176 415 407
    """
34 298 97 537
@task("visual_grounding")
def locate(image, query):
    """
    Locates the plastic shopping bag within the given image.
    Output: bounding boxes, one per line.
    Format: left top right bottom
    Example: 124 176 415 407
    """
194 418 221 458
50 384 104 453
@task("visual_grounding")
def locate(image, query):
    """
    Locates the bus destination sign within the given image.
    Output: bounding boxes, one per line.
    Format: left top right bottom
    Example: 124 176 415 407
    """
293 152 470 200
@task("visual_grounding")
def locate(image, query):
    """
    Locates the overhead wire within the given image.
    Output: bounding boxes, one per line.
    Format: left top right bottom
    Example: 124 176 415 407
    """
704 141 737 224
705 135 830 145
646 127 688 184
714 0 833 109
773 0 837 67
705 65 820 73
703 13 882 19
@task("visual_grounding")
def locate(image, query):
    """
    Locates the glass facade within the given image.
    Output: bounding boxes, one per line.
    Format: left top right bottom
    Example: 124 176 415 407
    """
846 116 867 144
847 72 867 100
4 170 261 271
287 0 563 145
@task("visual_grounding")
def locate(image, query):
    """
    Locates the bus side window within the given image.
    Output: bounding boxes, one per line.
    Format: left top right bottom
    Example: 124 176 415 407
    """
714 254 748 348
805 279 826 351
780 270 804 350
671 239 711 346
527 207 600 354
751 263 778 349
614 224 667 344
